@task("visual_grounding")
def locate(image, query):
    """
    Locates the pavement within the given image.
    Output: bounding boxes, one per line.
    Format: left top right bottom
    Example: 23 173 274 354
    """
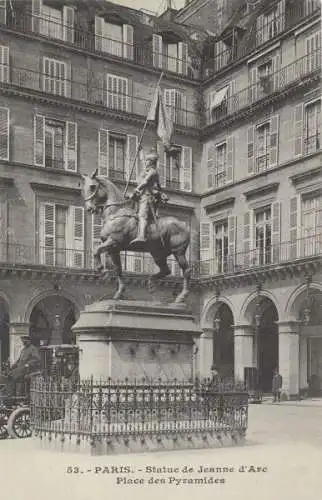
1 402 322 500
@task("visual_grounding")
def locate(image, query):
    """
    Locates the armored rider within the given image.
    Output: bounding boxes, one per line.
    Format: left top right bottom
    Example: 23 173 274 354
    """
130 148 168 246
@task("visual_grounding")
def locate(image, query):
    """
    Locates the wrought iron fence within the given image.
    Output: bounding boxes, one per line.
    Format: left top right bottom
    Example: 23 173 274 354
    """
30 376 248 441
205 50 321 125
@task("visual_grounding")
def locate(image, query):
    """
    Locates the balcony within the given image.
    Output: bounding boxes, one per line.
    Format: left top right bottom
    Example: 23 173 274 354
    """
203 0 320 78
304 133 320 155
192 234 322 278
0 63 199 129
204 51 321 126
1 10 197 80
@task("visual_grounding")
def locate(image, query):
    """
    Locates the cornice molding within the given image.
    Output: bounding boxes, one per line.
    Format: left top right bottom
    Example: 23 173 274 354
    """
30 182 81 195
290 166 322 185
204 196 235 215
244 182 279 200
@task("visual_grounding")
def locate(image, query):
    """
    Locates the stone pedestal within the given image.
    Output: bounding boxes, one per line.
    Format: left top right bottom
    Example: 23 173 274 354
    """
278 321 300 398
72 300 202 381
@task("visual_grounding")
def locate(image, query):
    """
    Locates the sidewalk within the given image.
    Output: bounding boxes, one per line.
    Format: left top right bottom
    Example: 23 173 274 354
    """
261 396 322 407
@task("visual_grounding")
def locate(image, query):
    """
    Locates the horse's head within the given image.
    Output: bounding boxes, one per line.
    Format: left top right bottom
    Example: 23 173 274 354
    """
81 169 107 214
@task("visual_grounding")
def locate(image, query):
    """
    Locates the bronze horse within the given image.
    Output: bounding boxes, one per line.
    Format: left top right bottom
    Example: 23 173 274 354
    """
81 170 191 303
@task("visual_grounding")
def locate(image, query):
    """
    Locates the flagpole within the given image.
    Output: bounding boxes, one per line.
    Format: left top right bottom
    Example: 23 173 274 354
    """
123 71 164 198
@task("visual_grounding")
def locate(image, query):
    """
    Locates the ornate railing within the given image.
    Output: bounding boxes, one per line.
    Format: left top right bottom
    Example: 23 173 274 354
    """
1 10 197 80
203 1 320 78
30 376 248 442
205 50 321 125
0 63 199 129
192 233 322 278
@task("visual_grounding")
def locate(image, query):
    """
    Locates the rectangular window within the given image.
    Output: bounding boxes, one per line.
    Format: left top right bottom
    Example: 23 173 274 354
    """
164 89 186 126
255 122 270 172
258 60 273 93
39 203 84 268
304 0 320 16
44 120 65 170
214 221 228 273
109 134 126 181
95 17 134 60
166 43 178 73
43 57 67 97
254 207 272 265
106 74 129 112
40 5 63 40
301 194 322 256
304 100 321 154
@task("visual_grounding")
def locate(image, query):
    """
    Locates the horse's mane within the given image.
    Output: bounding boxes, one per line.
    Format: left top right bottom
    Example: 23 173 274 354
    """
96 176 124 202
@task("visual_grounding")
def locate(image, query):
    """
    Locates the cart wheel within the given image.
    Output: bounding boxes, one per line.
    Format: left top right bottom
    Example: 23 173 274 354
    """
7 407 31 439
0 409 8 439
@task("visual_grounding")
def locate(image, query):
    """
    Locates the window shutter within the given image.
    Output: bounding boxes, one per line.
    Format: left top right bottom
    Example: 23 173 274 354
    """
63 6 74 44
200 220 212 275
178 42 188 76
152 34 163 69
249 67 257 103
226 135 234 183
157 141 166 187
207 143 216 188
39 202 55 266
270 114 279 167
272 52 281 91
164 89 177 123
65 121 77 171
0 107 9 161
243 211 253 267
32 0 41 33
98 128 109 176
277 0 285 33
34 114 45 166
95 16 104 52
0 0 6 25
123 24 134 61
227 215 236 272
272 201 281 263
228 79 236 114
247 125 255 174
65 61 71 98
126 134 138 181
180 146 192 192
294 103 303 156
68 206 84 268
290 196 299 260
256 14 264 46
0 45 9 83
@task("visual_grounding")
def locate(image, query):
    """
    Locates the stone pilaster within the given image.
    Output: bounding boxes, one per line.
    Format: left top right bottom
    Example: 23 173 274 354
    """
199 328 214 377
9 323 30 364
278 321 300 398
233 325 255 382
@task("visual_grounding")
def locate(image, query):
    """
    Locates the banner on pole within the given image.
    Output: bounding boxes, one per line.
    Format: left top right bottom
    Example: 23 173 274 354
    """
147 87 173 150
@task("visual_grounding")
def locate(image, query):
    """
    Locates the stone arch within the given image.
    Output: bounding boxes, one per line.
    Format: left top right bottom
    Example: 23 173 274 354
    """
239 289 281 325
285 281 322 320
201 295 235 330
24 289 81 324
0 292 11 315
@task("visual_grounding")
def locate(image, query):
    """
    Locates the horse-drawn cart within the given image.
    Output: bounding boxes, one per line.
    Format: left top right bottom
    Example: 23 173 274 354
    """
0 345 79 439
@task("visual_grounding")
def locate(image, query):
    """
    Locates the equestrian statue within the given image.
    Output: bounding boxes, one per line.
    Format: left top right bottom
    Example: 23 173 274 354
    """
81 147 191 304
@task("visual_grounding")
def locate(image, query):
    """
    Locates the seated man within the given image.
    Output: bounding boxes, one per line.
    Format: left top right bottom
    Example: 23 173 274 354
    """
6 335 41 397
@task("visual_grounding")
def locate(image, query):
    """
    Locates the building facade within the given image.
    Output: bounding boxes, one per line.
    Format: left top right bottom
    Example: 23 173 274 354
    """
0 0 320 398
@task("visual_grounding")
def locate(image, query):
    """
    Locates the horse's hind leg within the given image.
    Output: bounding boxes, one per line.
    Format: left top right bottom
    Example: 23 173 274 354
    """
150 251 171 279
108 250 126 300
173 251 191 303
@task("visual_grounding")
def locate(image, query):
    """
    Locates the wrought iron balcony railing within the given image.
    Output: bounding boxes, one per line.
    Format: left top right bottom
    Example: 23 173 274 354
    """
205 50 321 126
192 233 322 278
304 133 321 155
0 234 320 279
1 10 196 80
203 0 320 78
0 63 199 128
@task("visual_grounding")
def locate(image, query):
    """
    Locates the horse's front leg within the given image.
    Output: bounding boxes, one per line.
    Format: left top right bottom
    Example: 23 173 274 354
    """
108 250 126 300
93 244 104 272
